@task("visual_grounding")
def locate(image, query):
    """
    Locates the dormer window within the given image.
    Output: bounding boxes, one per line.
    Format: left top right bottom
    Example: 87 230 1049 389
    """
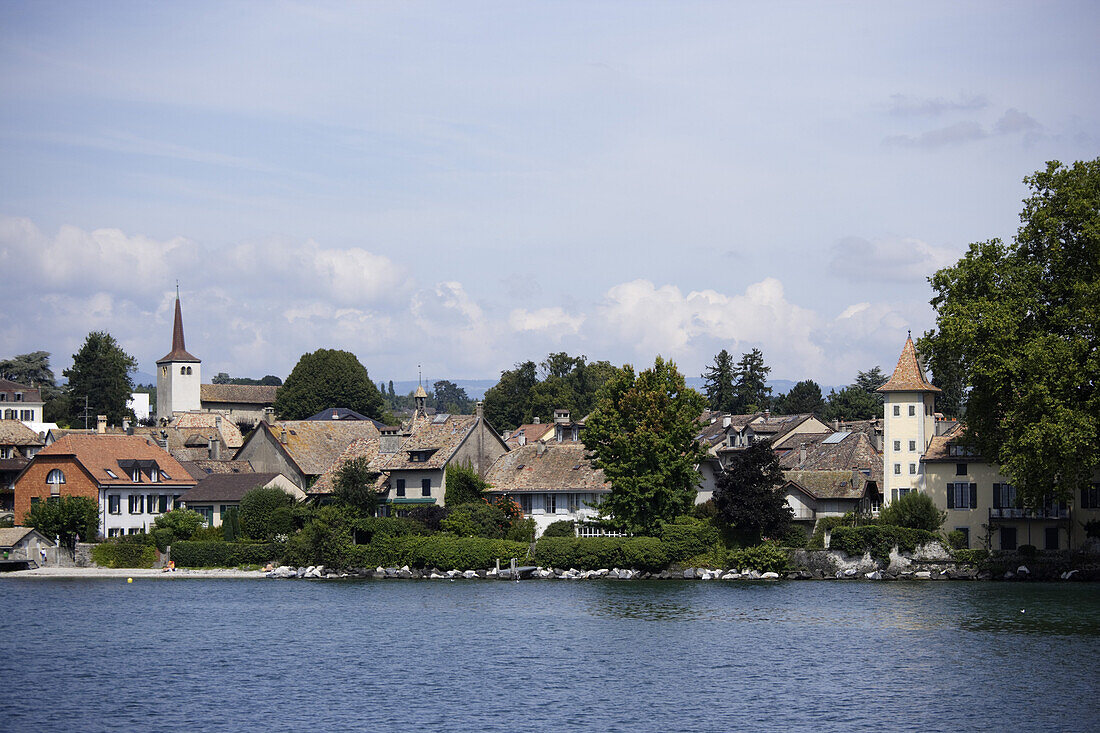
150 468 159 482
132 467 142 482
14 392 23 402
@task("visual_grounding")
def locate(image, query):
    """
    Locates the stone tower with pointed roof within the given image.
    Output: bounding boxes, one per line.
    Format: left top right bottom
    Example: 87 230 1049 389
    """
878 333 940 505
156 292 201 420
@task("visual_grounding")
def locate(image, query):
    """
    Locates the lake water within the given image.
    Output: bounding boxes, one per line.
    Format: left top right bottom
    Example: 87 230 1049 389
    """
1 578 1098 732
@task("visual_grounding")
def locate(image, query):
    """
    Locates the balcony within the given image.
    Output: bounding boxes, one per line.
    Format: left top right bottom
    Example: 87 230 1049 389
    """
989 507 1070 522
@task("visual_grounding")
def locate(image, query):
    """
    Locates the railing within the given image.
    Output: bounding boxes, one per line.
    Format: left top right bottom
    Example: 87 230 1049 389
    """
989 507 1070 520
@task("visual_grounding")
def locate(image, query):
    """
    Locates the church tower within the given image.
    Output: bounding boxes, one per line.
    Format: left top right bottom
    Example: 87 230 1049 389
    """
156 291 201 420
879 332 940 505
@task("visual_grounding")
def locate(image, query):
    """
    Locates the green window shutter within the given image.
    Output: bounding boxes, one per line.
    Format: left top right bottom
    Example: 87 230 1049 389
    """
993 484 1001 509
946 483 954 509
969 483 977 510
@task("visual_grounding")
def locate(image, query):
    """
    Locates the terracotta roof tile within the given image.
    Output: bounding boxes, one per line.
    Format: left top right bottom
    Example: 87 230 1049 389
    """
200 384 280 405
878 335 940 393
485 443 608 493
36 434 196 486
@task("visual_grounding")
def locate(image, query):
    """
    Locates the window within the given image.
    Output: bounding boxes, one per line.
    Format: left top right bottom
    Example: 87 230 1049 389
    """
192 506 213 525
158 495 171 513
128 494 144 514
20 410 32 420
956 463 967 476
894 463 901 475
1044 527 1059 551
546 494 558 513
1000 526 1017 551
181 366 187 375
909 463 917 474
14 392 23 402
1081 484 1100 510
909 440 916 452
46 468 66 486
127 528 142 535
220 504 234 516
150 468 159 483
131 468 142 483
148 494 159 513
395 479 405 497
954 528 970 549
908 405 916 416
47 496 59 504
893 405 900 416
108 495 121 514
993 483 1016 510
947 482 976 510
518 494 533 514
893 440 901 451
108 528 122 538
30 496 39 506
105 469 118 479
2 409 12 419
421 478 431 497
160 470 171 480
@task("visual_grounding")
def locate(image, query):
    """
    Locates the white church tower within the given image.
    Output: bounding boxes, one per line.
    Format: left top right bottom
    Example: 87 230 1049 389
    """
156 290 201 420
879 332 940 506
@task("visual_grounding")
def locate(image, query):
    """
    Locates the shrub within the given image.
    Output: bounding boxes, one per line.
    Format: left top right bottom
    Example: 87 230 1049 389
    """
728 542 790 573
283 505 356 567
505 517 536 543
351 516 423 544
240 487 296 540
444 462 490 506
779 525 809 548
660 520 720 563
333 456 383 514
172 541 282 568
541 520 576 538
830 525 940 562
151 528 175 552
878 491 945 532
532 536 668 572
92 542 156 569
807 516 852 549
153 509 205 540
945 530 968 550
441 501 510 539
404 505 449 532
953 548 990 565
222 507 241 542
1018 544 1038 558
347 536 529 570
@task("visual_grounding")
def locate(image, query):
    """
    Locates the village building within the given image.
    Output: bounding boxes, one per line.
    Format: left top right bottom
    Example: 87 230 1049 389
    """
0 420 44 514
236 417 385 490
0 378 44 425
179 472 304 527
179 459 256 481
0 527 56 569
778 430 883 531
13 434 196 538
199 384 279 427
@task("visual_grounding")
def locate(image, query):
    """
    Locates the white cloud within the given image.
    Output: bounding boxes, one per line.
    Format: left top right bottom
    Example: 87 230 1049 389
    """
829 236 959 283
508 307 584 337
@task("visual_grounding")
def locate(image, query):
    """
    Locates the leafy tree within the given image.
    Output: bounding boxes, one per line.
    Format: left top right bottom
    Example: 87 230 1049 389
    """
24 496 99 554
0 351 62 401
713 439 792 543
854 366 888 399
733 348 771 412
213 372 283 386
924 159 1100 507
63 331 137 426
483 354 616 431
777 379 825 415
878 491 945 532
823 385 881 421
915 330 966 417
153 508 205 540
239 486 296 540
583 357 706 534
702 349 737 413
274 349 383 420
432 380 472 414
221 507 241 542
444 462 491 506
333 456 382 515
482 361 538 431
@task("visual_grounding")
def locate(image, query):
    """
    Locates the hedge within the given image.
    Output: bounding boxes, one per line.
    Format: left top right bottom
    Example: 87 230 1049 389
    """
172 541 282 568
92 543 157 569
830 525 940 562
345 536 530 570
728 543 790 573
532 536 669 572
660 522 720 563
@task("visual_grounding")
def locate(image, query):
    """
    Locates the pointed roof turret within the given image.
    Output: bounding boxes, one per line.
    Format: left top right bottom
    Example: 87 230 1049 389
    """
414 385 428 399
157 294 200 364
878 333 939 393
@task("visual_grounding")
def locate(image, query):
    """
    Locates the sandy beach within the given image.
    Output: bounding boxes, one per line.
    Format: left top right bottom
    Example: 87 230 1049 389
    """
0 566 267 580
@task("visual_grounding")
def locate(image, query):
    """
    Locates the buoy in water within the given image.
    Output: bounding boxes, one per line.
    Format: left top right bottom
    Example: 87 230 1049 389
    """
127 577 133 583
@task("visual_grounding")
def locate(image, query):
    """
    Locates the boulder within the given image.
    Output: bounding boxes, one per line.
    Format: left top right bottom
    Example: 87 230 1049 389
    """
865 571 882 580
462 570 478 579
1017 566 1030 575
914 571 931 579
683 568 696 579
760 572 780 580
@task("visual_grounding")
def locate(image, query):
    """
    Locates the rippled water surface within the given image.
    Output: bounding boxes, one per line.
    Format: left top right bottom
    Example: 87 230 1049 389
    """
2 579 1098 732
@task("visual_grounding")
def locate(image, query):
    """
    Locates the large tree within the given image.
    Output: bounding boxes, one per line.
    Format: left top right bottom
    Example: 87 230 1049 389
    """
854 366 888 399
713 439 791 543
482 354 616 431
776 379 825 415
482 360 538 431
24 496 99 554
583 357 706 534
923 159 1100 508
702 349 737 413
822 385 880 422
63 332 137 426
733 348 771 412
432 380 472 414
274 349 383 420
333 456 383 515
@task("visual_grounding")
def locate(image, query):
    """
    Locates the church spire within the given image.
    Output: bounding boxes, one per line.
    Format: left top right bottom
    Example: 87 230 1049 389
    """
157 290 200 364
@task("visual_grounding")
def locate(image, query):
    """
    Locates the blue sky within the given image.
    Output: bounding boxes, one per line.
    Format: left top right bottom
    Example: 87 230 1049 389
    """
1 1 1097 388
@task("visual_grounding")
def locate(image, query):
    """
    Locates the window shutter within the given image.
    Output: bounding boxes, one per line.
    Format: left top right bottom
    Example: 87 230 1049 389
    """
1083 486 1089 509
993 484 1001 509
969 483 977 510
946 484 954 509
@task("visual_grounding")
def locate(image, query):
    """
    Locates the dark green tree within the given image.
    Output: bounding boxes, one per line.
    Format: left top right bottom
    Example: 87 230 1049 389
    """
854 366 888 398
432 380 472 414
878 491 945 532
823 386 880 421
702 349 737 413
63 331 137 426
239 486 296 540
713 439 792 543
444 461 491 506
274 349 383 420
0 351 61 399
923 159 1100 507
916 329 967 418
733 348 772 412
583 357 706 534
24 496 99 554
333 456 382 515
777 379 825 415
482 361 538 431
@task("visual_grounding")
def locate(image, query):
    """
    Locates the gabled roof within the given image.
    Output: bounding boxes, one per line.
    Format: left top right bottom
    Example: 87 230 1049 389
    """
157 296 200 363
375 414 481 471
485 442 608 493
782 470 873 501
304 407 388 428
307 437 386 495
778 430 882 486
33 435 195 486
878 335 940 393
0 378 43 402
504 423 555 449
200 384 279 405
260 420 382 476
179 472 286 503
179 459 256 480
922 428 982 463
0 527 53 548
168 412 245 448
0 419 45 446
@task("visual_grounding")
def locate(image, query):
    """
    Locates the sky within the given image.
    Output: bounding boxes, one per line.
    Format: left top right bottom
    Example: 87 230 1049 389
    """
1 1 1097 389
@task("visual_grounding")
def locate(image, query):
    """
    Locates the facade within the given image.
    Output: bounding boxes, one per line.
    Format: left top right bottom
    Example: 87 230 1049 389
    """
199 384 279 426
179 471 304 527
0 420 45 513
156 294 202 419
0 527 55 565
0 378 44 425
13 434 196 538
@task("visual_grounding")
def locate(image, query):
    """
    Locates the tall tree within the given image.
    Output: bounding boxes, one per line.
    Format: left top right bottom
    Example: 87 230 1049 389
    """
733 348 771 412
63 332 137 426
854 366 888 399
273 349 383 420
0 351 59 396
713 439 791 543
333 456 383 515
482 361 538 431
702 349 737 413
583 357 706 534
822 386 880 422
432 380 472 414
24 495 99 553
778 379 825 415
915 329 966 418
924 158 1100 507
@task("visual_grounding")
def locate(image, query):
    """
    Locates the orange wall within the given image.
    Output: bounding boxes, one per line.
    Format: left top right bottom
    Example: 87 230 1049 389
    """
14 456 99 524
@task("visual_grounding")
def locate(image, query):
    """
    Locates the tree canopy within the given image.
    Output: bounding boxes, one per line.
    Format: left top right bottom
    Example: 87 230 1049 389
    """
24 496 99 554
62 332 137 426
921 158 1100 507
775 379 825 415
274 349 383 420
702 349 737 413
444 462 490 506
712 439 792 543
482 353 616 431
582 356 706 534
333 456 383 515
733 348 772 412
431 380 472 414
212 372 282 386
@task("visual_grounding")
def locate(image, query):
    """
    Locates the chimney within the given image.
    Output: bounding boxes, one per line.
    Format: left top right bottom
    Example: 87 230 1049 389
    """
764 409 770 420
799 442 807 465
122 419 131 434
533 417 540 424
832 418 840 431
208 436 221 460
722 416 731 429
97 415 107 434
263 407 275 425
536 442 545 457
476 401 484 419
215 414 223 432
280 428 288 445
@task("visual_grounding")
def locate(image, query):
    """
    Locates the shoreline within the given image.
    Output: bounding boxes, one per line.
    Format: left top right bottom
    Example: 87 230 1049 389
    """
0 566 266 579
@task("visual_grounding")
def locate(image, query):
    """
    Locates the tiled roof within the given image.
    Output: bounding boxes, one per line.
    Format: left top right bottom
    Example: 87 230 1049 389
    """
0 420 45 446
169 412 244 448
35 435 196 486
0 378 43 402
878 335 940 393
179 472 285 503
778 431 882 487
306 407 376 423
783 470 872 500
307 437 386 495
0 527 49 547
484 442 607 493
922 430 982 463
200 384 280 405
374 414 480 472
504 423 555 448
268 420 382 476
179 459 256 480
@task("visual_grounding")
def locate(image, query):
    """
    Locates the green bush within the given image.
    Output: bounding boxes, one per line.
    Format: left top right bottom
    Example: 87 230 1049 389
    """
444 462 491 506
1018 544 1038 558
440 501 511 539
807 516 852 549
172 541 282 568
532 536 669 572
346 536 530 570
830 525 940 562
351 516 423 544
779 525 809 548
92 542 156 568
190 525 226 542
151 528 175 552
153 509 205 540
505 517 536 543
660 520 720 563
240 486 296 540
541 520 576 538
878 491 945 532
953 548 990 565
222 507 241 542
728 542 790 573
945 530 968 550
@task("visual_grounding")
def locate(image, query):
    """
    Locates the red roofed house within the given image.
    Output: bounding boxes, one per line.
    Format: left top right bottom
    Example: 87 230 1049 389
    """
14 434 196 538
